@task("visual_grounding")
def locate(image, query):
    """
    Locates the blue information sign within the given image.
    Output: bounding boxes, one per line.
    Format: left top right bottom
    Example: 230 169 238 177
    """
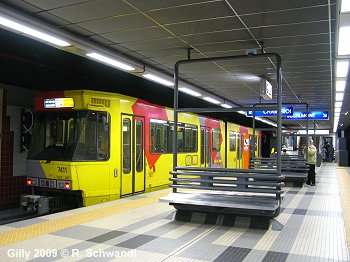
285 111 329 120
246 107 293 117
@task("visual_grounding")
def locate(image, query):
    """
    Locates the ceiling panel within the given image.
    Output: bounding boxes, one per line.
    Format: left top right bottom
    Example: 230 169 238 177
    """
77 13 156 34
126 0 211 11
146 1 232 24
101 27 172 43
226 0 335 15
24 0 88 10
48 0 136 23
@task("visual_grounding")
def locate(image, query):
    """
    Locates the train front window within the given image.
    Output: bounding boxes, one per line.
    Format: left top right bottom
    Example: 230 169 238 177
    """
28 111 110 161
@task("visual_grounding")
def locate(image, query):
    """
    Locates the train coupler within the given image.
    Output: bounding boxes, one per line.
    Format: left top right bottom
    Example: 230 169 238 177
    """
21 195 59 215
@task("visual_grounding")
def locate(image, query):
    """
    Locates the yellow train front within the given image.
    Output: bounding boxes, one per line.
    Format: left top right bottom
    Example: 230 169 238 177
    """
22 90 260 214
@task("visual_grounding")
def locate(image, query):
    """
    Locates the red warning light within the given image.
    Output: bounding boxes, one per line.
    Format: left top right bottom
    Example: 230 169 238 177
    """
64 182 71 189
26 179 33 185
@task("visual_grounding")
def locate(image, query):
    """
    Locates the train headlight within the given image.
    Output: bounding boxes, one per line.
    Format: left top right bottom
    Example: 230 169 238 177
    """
26 177 38 186
57 180 71 190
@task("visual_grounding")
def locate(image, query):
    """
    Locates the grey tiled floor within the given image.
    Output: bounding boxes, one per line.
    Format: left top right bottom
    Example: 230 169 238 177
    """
0 163 349 261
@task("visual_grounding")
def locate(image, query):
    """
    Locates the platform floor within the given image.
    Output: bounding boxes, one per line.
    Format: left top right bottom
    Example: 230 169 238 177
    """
0 163 349 261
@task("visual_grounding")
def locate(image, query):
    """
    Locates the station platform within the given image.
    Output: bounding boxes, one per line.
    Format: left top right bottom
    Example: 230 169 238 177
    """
0 163 349 261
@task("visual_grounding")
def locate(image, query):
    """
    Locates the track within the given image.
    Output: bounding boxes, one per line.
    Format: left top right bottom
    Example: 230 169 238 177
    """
0 212 40 225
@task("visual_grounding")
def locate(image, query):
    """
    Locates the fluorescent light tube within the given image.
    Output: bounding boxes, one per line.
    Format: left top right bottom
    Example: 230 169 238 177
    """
335 112 340 117
341 0 350 13
221 103 232 108
336 61 349 77
179 87 201 97
335 107 341 113
335 101 343 108
336 92 344 101
203 96 220 104
338 26 350 55
143 74 173 86
86 52 135 71
0 16 70 47
336 80 346 91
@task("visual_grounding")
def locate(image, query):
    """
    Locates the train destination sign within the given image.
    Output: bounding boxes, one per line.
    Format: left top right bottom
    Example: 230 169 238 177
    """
246 107 293 117
44 98 75 108
286 111 329 120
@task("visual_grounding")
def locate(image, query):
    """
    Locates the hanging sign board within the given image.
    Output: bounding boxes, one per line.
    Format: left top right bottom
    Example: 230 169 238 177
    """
285 111 329 120
246 107 293 117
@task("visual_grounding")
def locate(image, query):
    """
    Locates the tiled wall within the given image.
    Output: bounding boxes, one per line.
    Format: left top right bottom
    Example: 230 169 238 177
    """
0 90 28 206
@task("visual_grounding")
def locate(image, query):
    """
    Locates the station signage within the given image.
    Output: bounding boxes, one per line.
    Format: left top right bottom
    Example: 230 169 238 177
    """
246 107 293 117
285 111 329 120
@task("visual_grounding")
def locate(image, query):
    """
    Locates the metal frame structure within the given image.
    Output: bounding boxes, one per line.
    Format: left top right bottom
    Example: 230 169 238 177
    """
173 53 282 192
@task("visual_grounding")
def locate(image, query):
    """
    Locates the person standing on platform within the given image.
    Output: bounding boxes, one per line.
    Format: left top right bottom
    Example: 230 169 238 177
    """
303 138 317 186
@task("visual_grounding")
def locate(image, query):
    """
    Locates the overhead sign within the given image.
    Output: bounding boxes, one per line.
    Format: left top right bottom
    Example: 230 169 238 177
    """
260 79 272 100
246 107 293 117
286 111 329 120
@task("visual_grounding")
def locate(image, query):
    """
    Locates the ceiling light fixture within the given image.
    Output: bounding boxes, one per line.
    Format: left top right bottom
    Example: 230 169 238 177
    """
142 74 173 86
86 52 135 71
338 26 350 55
336 61 349 77
342 0 350 12
221 103 232 108
335 101 343 108
179 87 201 97
336 80 346 91
336 92 344 101
203 96 221 104
335 107 341 113
0 15 70 47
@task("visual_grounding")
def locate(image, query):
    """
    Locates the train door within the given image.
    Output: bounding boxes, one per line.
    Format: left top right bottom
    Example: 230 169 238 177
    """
121 115 145 196
227 131 238 168
200 126 211 167
237 133 243 168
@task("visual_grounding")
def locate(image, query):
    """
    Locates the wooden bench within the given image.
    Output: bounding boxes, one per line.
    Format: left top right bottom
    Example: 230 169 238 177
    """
160 167 284 218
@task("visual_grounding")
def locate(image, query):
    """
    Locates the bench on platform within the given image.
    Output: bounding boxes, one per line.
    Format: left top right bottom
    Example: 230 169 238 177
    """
160 167 284 218
250 157 308 186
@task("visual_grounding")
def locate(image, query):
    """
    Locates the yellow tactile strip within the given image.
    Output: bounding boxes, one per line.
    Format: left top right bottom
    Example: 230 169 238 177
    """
0 190 168 247
336 167 350 251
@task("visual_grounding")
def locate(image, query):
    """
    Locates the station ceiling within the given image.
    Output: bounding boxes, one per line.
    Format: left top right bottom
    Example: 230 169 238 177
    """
0 0 348 132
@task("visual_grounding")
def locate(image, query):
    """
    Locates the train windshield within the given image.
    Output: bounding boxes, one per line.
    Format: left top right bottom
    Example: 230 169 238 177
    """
27 110 109 161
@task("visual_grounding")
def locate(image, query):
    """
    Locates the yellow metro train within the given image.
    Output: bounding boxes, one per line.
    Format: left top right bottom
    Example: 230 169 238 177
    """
22 90 261 213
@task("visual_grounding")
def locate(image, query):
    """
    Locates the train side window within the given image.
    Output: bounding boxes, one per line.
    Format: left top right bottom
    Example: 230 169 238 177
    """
229 131 236 151
150 119 198 154
212 128 220 152
123 118 131 174
150 119 167 153
177 123 185 152
97 113 109 160
184 124 198 152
